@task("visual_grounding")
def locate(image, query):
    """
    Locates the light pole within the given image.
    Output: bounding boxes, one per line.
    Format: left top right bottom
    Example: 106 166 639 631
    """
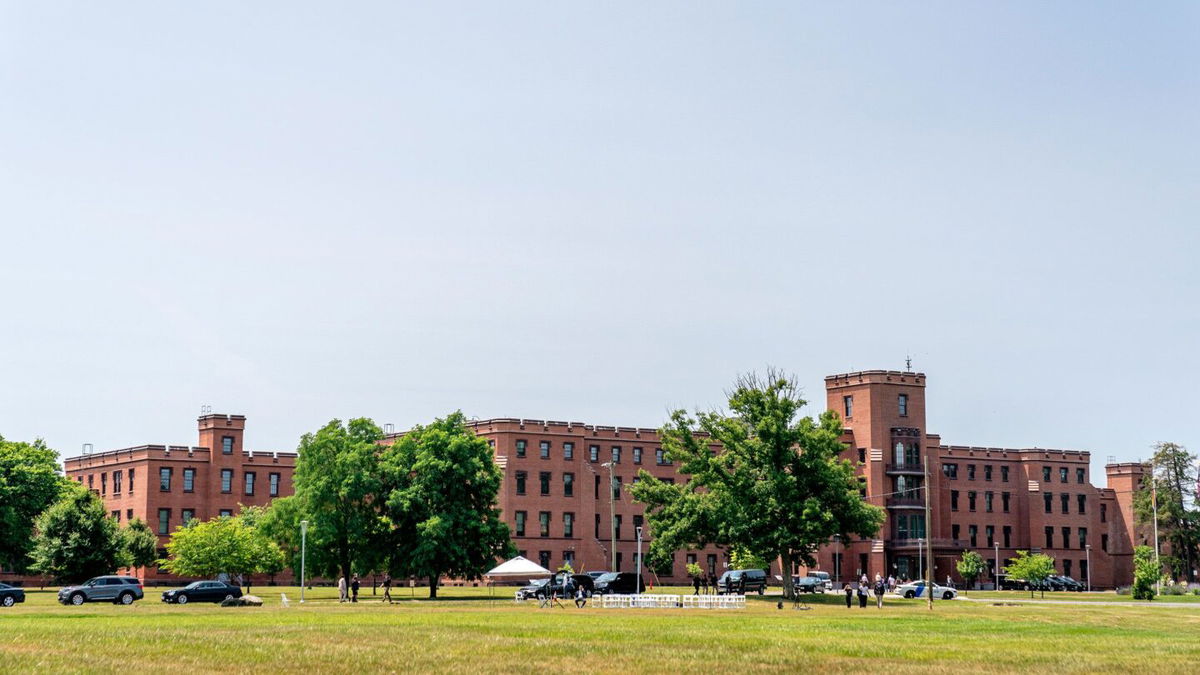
601 462 616 571
1151 464 1162 596
299 519 308 603
994 541 1000 591
1086 544 1092 593
636 526 643 595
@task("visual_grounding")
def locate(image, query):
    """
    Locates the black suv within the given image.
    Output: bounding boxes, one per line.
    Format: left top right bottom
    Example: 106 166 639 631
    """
536 573 595 599
593 572 646 595
718 569 767 595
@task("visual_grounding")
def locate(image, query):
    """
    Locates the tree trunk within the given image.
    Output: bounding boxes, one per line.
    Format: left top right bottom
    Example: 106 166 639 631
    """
428 575 438 599
781 550 795 600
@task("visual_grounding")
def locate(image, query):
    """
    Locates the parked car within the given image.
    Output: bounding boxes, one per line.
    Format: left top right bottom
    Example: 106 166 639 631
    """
718 569 768 595
516 579 549 600
895 581 957 600
585 571 609 580
162 581 244 604
58 576 144 605
1048 575 1084 592
537 573 595 599
1059 575 1085 592
592 572 645 595
792 576 826 593
0 582 26 608
808 571 833 591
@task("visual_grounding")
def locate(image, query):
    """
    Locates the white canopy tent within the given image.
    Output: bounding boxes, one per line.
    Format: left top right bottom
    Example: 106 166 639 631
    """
484 556 554 602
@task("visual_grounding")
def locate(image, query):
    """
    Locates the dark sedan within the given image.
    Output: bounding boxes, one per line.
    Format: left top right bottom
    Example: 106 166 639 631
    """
162 581 243 604
0 582 26 608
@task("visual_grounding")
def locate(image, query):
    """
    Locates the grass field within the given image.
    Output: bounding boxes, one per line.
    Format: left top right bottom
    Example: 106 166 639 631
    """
2 584 1199 673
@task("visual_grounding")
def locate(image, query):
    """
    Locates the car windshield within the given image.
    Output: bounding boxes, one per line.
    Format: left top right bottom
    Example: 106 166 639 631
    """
597 573 619 582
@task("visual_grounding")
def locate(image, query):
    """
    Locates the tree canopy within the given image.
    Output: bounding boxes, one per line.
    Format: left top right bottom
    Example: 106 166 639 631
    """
382 412 515 597
158 512 285 588
1132 545 1158 601
955 550 987 590
0 434 68 573
1005 550 1055 598
1132 442 1198 583
29 485 128 582
629 371 885 599
121 518 159 571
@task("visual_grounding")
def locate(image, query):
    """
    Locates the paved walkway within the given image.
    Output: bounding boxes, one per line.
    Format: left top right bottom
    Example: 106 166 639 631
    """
959 596 1200 608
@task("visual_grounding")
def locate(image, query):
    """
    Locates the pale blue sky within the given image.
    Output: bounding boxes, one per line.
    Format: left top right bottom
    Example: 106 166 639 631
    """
2 2 1197 482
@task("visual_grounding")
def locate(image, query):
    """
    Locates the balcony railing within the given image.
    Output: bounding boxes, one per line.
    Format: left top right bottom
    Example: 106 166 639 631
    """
886 538 967 550
886 496 925 508
886 462 925 474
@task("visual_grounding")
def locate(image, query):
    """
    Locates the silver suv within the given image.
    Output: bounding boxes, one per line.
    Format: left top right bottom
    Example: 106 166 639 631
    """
58 576 145 605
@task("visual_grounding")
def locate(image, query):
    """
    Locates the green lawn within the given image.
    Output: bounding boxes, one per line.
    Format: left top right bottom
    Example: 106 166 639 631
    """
2 585 1199 673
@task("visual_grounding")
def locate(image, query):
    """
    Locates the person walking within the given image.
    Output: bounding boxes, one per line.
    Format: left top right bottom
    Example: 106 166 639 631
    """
351 575 360 603
382 573 393 604
709 573 717 595
874 574 885 609
337 576 347 603
843 583 853 609
887 575 896 592
693 575 701 595
857 581 868 608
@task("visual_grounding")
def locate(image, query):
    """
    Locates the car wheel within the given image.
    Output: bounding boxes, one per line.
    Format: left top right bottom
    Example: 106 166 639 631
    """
2 596 13 607
119 592 134 605
224 594 234 602
71 593 85 606
904 591 915 599
943 591 954 600
177 594 188 605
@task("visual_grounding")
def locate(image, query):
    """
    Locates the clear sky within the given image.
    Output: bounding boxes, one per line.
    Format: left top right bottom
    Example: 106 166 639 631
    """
2 2 1197 483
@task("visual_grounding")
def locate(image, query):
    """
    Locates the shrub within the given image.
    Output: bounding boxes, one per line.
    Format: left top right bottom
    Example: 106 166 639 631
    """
1131 546 1157 601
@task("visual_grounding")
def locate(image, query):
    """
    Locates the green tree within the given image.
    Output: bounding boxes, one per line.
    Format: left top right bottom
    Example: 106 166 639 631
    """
0 435 69 573
686 562 704 579
121 518 159 572
293 418 388 586
629 371 886 600
1132 545 1158 601
29 485 129 582
382 412 515 598
729 546 769 571
1005 550 1055 598
158 513 285 590
955 550 987 591
1132 442 1199 582
256 497 305 580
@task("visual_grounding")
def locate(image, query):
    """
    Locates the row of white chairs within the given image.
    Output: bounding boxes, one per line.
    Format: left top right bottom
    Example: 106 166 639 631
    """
600 594 745 609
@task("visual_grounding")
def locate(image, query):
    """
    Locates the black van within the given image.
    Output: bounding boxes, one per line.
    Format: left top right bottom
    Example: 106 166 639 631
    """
592 572 646 595
718 569 767 595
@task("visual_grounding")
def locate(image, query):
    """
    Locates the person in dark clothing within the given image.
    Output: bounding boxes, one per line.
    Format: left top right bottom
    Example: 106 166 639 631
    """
873 575 885 609
351 575 360 603
693 576 701 595
574 586 587 608
709 573 718 594
844 584 853 608
382 574 392 604
857 582 868 608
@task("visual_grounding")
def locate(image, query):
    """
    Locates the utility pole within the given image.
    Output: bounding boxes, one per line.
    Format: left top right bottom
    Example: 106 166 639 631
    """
924 457 933 610
995 541 1000 591
602 462 616 571
1151 464 1162 596
299 519 308 603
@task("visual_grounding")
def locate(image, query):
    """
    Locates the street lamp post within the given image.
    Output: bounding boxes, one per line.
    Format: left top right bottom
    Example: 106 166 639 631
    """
1151 465 1162 596
994 541 1000 591
601 462 616 571
636 526 643 595
300 519 309 603
1086 544 1092 593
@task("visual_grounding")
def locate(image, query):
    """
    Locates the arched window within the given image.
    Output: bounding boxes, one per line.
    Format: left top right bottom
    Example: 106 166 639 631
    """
894 442 905 465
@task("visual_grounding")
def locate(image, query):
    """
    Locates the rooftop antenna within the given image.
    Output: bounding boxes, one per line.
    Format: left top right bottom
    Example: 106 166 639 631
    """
82 443 93 456
200 404 212 414
905 354 913 373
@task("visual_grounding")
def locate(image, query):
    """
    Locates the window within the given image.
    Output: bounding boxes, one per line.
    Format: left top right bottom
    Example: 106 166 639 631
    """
617 552 623 571
183 468 195 493
633 514 643 533
244 472 256 496
221 469 233 493
563 473 574 497
1061 527 1071 550
594 513 600 538
539 441 550 459
128 468 135 493
896 513 925 539
111 510 120 521
515 471 527 495
686 553 697 566
1064 559 1073 577
968 491 977 512
1078 527 1088 549
968 525 978 547
612 476 621 500
563 512 574 538
1079 559 1088 583
1042 467 1051 482
539 471 551 496
113 470 122 493
984 465 993 482
611 446 621 464
985 525 995 547
515 511 526 537
1077 494 1086 514
859 448 867 464
898 394 908 416
1100 503 1107 523
1001 466 1009 482
158 508 171 535
1101 534 1108 552
1044 492 1052 514
539 551 551 570
87 474 93 490
1059 467 1068 483
182 509 195 524
269 472 280 497
219 509 233 517
126 508 133 520
968 465 976 481
1045 526 1054 548
614 515 622 540
1003 525 1012 548
844 395 853 418
1002 492 1011 513
589 445 599 462
707 554 717 576
159 467 172 491
1060 493 1069 515
985 491 994 513
515 440 527 458
101 473 107 495
539 512 550 537
563 551 575 567
950 490 960 511
952 524 961 542
563 442 574 460
633 447 643 464
594 475 600 499
655 448 667 465
1076 468 1085 484
943 463 958 479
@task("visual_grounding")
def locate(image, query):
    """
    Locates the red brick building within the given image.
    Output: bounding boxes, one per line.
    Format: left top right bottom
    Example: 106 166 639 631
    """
60 414 296 582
